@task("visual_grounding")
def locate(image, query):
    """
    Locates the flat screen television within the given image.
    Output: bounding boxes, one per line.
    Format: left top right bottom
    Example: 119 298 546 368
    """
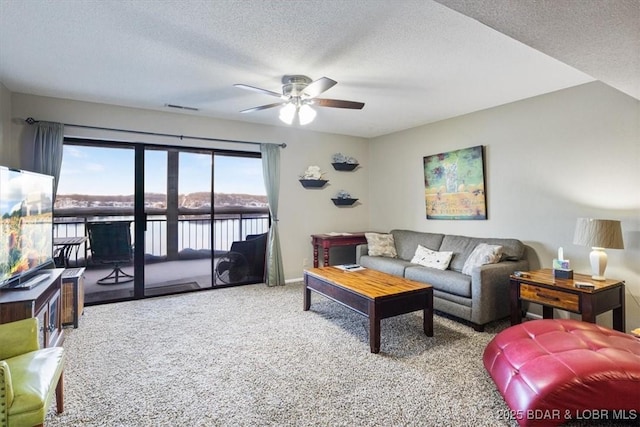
0 166 54 289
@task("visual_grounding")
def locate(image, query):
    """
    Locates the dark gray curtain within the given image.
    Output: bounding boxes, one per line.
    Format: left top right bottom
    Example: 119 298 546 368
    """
25 121 64 198
260 143 284 286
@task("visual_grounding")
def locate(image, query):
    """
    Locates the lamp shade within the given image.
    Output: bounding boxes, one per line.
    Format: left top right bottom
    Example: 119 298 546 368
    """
573 218 624 249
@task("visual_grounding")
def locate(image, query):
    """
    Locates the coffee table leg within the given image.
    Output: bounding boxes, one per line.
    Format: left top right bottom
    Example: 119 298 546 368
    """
369 301 381 353
424 291 433 337
303 281 311 311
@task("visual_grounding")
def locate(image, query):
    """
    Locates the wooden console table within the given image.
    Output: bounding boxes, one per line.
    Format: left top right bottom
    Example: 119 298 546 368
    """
0 268 65 348
510 268 625 332
311 233 368 267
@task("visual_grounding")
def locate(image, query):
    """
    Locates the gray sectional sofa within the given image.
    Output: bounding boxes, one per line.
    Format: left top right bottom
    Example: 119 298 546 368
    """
355 229 529 331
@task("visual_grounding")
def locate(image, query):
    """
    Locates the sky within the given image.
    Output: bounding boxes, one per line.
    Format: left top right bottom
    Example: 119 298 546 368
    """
58 145 266 196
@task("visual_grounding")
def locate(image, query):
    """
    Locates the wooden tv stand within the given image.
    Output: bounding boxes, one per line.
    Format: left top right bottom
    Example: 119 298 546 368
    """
0 268 65 348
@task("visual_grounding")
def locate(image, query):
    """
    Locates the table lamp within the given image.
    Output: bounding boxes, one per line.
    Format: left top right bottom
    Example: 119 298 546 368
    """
573 218 624 281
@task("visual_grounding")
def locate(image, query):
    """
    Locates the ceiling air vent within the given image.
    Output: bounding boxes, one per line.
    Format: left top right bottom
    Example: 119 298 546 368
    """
165 104 199 111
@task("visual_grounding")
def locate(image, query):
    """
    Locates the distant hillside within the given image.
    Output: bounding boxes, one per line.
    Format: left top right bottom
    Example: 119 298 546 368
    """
55 192 267 208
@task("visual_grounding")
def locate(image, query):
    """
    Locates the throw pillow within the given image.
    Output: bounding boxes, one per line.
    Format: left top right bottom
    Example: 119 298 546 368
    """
365 233 397 258
410 245 453 270
461 243 503 275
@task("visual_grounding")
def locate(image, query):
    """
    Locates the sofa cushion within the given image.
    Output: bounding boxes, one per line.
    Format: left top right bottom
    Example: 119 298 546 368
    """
439 235 480 272
365 233 397 258
440 235 525 272
433 289 472 308
390 230 445 261
461 243 503 275
359 256 410 277
410 245 453 270
405 266 472 297
483 238 525 261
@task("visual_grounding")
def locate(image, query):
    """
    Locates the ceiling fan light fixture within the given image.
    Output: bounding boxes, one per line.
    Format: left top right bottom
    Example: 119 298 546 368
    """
279 102 296 125
236 75 363 126
298 104 316 125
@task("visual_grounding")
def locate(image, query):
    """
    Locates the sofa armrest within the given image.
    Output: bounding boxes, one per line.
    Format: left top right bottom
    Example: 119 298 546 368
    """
355 244 368 264
0 318 39 360
0 360 14 418
470 260 530 325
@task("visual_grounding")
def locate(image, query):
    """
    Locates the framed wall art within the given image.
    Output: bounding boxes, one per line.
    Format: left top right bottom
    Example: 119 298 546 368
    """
423 145 486 220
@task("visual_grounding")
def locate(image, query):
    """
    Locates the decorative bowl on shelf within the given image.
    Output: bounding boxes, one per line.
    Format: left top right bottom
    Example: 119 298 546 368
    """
331 162 359 171
332 198 358 206
299 179 328 188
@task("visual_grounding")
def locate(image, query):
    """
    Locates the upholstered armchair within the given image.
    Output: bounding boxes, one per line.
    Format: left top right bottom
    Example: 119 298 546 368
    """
0 318 65 427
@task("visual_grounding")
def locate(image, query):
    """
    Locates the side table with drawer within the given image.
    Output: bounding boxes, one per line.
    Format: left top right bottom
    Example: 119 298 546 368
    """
510 268 625 332
61 267 85 328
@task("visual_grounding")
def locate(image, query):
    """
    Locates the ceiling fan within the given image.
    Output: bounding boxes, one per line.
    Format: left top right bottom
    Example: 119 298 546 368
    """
234 75 365 125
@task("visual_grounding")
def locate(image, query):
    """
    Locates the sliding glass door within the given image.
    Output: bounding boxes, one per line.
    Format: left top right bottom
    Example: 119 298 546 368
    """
141 148 214 296
54 142 136 304
212 153 268 286
55 139 269 305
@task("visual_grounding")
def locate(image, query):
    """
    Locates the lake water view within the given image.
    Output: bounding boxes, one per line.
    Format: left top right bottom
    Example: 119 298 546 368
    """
54 215 270 259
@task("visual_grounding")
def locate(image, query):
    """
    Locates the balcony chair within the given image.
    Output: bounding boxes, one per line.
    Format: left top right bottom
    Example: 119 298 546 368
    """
215 232 268 284
53 246 71 269
86 221 134 285
0 318 65 427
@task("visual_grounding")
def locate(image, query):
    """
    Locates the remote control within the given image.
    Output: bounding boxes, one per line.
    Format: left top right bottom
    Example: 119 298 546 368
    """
574 282 595 290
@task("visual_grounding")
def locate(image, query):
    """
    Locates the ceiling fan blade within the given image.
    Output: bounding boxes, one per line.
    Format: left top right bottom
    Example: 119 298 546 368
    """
234 84 283 98
315 98 365 109
239 102 285 113
302 77 337 98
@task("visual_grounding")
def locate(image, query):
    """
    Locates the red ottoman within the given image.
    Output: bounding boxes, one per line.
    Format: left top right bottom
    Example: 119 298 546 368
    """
484 319 640 426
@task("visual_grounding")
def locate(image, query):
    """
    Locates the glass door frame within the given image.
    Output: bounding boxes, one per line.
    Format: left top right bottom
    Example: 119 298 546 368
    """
133 145 145 298
134 146 265 296
57 138 266 303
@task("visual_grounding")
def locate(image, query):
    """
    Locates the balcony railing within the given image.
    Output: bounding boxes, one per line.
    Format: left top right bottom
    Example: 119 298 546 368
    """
54 206 270 263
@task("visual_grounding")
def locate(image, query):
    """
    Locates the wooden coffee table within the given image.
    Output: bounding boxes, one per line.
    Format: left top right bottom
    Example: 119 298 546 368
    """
303 267 433 353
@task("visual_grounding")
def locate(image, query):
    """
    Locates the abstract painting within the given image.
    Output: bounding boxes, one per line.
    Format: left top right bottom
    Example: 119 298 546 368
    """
423 145 486 220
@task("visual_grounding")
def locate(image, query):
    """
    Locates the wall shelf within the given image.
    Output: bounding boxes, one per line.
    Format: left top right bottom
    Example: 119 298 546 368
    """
332 198 358 206
331 162 358 171
299 179 328 188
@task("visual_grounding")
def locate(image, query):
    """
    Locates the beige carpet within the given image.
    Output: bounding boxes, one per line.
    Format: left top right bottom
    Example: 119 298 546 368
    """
46 283 629 427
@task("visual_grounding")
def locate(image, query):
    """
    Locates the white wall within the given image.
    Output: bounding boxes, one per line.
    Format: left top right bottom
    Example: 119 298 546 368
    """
0 82 18 167
6 82 640 330
368 82 640 330
9 93 369 281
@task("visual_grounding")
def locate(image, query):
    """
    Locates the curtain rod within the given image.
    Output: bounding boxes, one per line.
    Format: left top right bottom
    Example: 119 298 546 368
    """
24 117 286 148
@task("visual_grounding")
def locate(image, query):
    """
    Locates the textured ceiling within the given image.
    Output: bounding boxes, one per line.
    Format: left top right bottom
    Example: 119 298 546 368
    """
436 0 640 101
1 0 634 138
